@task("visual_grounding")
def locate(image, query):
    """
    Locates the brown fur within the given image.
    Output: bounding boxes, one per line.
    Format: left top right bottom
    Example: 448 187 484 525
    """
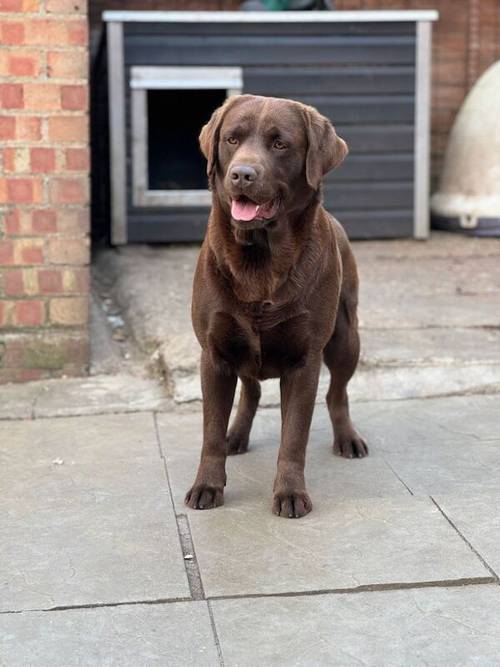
185 95 367 518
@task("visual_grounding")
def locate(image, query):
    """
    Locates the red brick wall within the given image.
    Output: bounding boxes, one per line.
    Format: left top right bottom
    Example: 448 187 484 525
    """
0 0 90 383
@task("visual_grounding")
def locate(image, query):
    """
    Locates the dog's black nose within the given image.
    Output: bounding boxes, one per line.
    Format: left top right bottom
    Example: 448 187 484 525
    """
230 164 257 187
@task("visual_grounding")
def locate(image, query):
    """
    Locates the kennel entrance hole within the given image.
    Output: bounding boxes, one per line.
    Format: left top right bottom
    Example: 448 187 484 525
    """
147 88 227 192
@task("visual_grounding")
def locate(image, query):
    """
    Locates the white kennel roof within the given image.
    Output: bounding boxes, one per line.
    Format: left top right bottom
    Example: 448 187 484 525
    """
103 10 438 23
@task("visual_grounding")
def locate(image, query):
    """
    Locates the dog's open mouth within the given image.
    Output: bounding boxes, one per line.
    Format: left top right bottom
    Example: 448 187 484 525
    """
231 196 280 223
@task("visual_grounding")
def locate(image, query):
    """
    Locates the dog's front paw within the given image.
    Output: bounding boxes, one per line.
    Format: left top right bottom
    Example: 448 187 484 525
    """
334 431 368 459
185 485 224 510
272 490 312 519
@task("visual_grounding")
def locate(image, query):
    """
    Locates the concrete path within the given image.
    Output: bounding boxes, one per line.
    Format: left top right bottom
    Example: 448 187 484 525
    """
2 376 500 665
94 233 500 404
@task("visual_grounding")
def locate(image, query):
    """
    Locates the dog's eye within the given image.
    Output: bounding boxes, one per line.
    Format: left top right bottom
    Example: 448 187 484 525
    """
227 136 238 145
273 139 287 150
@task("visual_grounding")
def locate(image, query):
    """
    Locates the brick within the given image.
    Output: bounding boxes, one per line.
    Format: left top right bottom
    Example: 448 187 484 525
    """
46 0 86 13
49 296 87 325
0 83 24 109
65 147 89 171
22 267 37 295
8 54 39 77
16 116 41 141
14 300 44 327
39 269 63 294
2 147 16 171
60 85 87 111
31 148 56 173
3 147 29 172
24 83 60 111
0 116 15 140
0 240 14 265
57 207 89 234
2 332 88 372
48 115 88 142
0 178 43 204
0 0 23 10
32 208 57 233
47 50 88 80
67 20 87 46
48 237 88 265
24 18 87 46
21 245 43 264
4 209 20 234
0 22 24 45
49 176 88 204
12 238 44 265
3 269 24 296
62 266 89 293
0 301 5 327
0 0 38 9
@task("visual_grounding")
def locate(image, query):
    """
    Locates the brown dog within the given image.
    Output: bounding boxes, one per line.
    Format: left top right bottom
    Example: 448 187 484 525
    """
185 94 368 518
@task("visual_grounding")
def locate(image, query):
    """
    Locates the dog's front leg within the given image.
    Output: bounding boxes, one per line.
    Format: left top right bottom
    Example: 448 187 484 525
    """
273 353 322 518
185 350 237 510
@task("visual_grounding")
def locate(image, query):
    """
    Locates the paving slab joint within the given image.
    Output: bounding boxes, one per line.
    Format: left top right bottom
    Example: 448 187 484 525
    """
204 577 497 603
430 497 499 581
176 514 206 602
153 412 206 601
207 599 226 667
384 460 414 495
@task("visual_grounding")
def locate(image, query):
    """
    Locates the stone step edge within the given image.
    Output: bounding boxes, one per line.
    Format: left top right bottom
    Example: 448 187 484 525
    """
169 362 500 406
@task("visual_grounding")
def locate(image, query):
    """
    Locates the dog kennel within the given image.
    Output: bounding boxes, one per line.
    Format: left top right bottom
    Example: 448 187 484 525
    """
92 10 438 244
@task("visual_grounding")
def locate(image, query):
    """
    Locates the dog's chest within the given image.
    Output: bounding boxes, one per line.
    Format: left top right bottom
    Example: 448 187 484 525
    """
209 306 311 380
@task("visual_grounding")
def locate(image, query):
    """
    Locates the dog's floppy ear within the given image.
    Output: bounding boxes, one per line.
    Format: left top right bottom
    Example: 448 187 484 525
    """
302 104 348 191
199 95 242 180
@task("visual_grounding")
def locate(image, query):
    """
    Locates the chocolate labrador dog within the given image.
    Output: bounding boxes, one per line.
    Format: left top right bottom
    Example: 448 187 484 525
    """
185 94 367 518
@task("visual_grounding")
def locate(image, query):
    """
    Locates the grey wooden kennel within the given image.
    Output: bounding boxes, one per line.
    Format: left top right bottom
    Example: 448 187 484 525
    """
95 9 438 244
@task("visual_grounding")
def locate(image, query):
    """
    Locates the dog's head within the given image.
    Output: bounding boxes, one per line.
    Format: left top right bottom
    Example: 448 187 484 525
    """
199 95 348 232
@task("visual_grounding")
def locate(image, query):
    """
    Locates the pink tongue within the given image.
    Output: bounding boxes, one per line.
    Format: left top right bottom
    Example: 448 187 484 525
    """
231 199 259 222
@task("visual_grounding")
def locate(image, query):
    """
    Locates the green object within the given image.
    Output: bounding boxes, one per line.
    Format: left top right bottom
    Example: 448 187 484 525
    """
261 0 290 9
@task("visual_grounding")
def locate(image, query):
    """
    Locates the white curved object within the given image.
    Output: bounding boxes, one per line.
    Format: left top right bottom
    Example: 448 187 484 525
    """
431 60 500 228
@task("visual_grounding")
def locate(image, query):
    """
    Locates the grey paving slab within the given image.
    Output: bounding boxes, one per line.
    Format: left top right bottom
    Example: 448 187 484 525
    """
33 374 170 418
0 601 218 667
352 394 500 495
0 380 41 420
0 413 189 611
0 412 159 465
434 493 500 577
157 407 489 597
212 584 500 667
158 408 408 510
358 253 500 329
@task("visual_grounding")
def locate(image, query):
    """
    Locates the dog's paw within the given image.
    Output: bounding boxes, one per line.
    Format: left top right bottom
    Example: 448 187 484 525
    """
334 432 368 459
272 490 312 518
185 485 224 510
226 430 249 455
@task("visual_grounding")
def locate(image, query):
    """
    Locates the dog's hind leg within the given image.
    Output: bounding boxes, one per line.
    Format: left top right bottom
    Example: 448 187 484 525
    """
323 296 368 459
226 376 261 455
